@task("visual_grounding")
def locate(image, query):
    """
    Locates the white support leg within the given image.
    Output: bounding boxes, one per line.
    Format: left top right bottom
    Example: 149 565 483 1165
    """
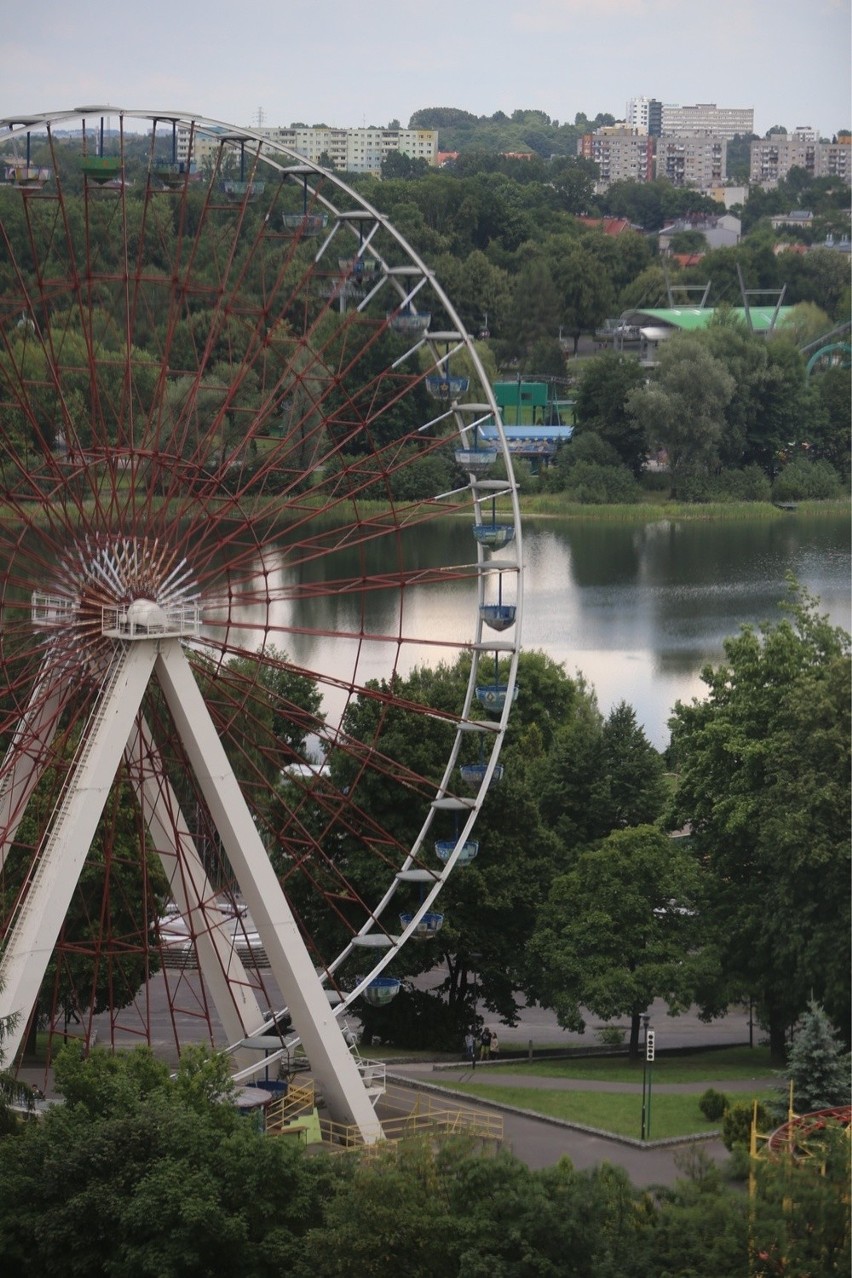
0 643 157 1065
125 718 267 1071
0 660 68 871
155 639 382 1143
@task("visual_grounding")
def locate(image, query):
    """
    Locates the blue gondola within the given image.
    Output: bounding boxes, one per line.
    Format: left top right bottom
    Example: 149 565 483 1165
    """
360 976 401 1006
459 762 504 790
473 522 515 549
475 683 518 716
434 839 479 865
399 911 443 939
480 603 516 631
426 373 470 400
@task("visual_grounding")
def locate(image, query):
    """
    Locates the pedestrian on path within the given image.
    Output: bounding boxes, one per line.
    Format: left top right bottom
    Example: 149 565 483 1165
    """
479 1026 493 1061
490 1029 499 1058
464 1030 477 1068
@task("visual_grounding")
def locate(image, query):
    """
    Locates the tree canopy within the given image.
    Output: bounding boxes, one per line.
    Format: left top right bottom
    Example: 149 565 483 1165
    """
527 826 699 1056
668 583 851 1057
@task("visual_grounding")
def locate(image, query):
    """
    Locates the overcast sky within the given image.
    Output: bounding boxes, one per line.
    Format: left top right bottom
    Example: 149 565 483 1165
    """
4 0 850 139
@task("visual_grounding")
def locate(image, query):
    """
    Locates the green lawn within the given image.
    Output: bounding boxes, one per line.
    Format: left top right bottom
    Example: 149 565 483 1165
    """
486 1046 774 1085
437 1083 771 1141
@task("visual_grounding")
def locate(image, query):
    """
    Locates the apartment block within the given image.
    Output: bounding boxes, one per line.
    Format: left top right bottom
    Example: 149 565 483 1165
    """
177 124 438 175
752 134 851 186
660 103 754 140
819 139 851 183
578 128 655 189
656 135 726 187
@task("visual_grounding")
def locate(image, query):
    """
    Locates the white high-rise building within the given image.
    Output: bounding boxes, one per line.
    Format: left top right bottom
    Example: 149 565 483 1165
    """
625 97 663 136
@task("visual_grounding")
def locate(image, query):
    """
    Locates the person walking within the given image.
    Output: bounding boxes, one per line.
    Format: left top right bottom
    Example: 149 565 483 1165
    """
464 1030 477 1069
479 1026 493 1061
490 1029 499 1058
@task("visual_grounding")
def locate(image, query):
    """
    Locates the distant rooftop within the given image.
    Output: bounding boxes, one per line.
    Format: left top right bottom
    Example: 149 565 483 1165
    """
622 306 794 333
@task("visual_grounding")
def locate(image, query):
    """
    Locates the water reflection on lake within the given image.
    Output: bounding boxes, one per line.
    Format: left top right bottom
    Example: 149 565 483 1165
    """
248 510 849 752
521 512 850 748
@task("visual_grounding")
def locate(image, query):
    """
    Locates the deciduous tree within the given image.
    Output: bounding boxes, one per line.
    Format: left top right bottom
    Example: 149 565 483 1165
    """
527 825 699 1057
668 585 851 1058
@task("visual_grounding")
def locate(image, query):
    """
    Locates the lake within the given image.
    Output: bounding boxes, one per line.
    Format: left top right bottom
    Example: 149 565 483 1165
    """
257 508 850 752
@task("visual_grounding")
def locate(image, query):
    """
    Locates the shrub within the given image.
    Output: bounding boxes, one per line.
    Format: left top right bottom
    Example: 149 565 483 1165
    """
595 1025 627 1047
675 472 715 503
564 460 641 504
772 457 843 501
719 465 772 503
639 469 671 494
698 1087 730 1122
722 1099 771 1151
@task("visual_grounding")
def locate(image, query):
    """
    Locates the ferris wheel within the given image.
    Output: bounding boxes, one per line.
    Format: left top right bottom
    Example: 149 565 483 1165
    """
0 108 522 1141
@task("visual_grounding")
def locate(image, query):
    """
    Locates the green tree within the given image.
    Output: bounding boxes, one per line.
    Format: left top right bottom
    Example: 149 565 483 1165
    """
381 151 428 180
554 244 615 355
0 994 35 1134
535 695 665 845
601 702 669 830
300 1140 644 1278
0 1043 342 1278
505 258 562 358
527 826 699 1057
627 335 736 490
775 1000 851 1115
5 766 170 1044
691 311 805 474
808 364 851 477
668 585 851 1057
573 352 648 474
635 1148 750 1276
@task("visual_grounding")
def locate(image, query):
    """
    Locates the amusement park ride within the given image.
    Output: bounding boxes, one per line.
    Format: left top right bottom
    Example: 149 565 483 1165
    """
0 108 522 1143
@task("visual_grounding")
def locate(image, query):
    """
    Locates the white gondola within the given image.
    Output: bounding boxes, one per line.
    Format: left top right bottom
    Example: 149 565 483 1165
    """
455 447 498 473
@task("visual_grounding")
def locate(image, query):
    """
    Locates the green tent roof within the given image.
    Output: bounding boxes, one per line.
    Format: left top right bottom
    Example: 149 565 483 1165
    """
623 307 794 333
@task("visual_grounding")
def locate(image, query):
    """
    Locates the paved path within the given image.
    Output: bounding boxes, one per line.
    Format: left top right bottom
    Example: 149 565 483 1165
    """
381 1025 772 1189
381 1065 735 1188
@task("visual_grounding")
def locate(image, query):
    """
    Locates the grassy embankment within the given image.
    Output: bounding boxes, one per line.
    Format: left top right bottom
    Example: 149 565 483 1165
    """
518 494 850 521
426 1046 776 1141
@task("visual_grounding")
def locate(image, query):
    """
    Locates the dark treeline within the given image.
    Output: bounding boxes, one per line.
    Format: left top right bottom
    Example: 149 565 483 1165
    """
0 1044 848 1278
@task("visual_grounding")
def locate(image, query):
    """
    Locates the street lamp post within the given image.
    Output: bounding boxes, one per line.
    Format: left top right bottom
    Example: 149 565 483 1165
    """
640 1013 651 1140
646 1026 655 1140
